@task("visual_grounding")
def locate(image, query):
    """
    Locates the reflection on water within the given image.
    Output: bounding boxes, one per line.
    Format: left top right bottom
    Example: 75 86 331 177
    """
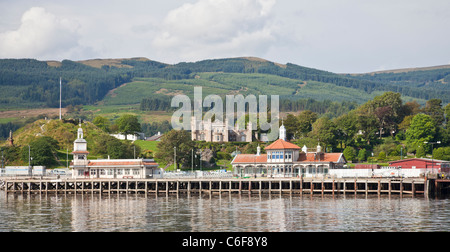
0 191 449 232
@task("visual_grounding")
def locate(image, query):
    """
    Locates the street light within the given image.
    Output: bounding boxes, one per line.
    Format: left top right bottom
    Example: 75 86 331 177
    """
424 141 441 171
174 146 176 172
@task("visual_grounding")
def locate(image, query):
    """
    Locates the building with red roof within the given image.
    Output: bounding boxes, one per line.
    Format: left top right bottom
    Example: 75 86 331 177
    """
70 124 160 179
231 123 346 177
389 158 450 173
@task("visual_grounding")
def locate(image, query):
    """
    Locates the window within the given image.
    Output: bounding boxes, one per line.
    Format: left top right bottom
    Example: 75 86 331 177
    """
133 169 140 175
117 169 123 175
108 169 113 175
125 169 130 175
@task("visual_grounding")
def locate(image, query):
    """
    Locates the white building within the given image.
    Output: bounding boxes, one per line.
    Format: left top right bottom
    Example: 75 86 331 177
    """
71 124 160 179
110 132 145 141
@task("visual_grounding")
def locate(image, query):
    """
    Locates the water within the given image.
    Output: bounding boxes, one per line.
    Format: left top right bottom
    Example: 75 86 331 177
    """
0 191 449 232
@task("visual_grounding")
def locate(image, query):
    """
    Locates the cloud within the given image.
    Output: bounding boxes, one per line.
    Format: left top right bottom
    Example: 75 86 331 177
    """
152 0 278 62
0 7 89 59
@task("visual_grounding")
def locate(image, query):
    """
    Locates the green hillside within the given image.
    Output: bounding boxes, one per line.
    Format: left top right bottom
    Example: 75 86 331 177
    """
0 119 140 167
1 57 449 112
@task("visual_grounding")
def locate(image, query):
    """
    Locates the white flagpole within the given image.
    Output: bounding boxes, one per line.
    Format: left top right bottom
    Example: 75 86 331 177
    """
59 77 62 120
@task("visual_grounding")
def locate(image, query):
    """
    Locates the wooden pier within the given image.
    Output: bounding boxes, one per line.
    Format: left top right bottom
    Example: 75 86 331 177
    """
1 177 439 197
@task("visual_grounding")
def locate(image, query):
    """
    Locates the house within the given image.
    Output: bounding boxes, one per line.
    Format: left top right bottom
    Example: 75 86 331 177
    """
71 124 160 179
231 123 346 177
389 158 450 173
146 132 164 141
110 132 145 141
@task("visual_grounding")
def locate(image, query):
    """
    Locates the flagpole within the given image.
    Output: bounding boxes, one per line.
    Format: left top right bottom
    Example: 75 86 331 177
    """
59 77 62 120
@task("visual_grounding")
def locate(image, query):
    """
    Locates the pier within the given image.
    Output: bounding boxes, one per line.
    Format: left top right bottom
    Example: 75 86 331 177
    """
2 177 447 197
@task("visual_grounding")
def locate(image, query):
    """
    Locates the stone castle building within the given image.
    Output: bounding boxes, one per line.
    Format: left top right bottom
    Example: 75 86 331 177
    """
191 117 253 143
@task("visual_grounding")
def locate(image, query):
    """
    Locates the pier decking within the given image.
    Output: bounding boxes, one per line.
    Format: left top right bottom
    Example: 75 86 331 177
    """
2 177 443 197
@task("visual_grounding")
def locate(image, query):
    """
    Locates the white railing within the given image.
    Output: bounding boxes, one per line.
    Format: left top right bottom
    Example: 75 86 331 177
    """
329 168 440 178
162 171 233 179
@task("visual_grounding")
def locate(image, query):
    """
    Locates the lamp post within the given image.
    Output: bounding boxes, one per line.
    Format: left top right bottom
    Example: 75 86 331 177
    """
174 146 176 171
424 141 441 170
1 147 4 170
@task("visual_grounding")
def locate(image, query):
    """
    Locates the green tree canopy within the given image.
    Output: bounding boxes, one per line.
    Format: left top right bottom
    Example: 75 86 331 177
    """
93 116 111 133
155 130 194 170
406 114 436 153
115 114 141 140
21 136 58 166
309 117 337 149
343 146 357 162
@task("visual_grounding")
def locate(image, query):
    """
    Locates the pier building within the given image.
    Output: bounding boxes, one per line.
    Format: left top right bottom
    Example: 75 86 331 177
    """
70 123 160 179
231 123 346 177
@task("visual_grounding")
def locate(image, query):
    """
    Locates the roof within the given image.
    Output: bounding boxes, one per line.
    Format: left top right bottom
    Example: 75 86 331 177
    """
231 152 345 164
389 158 448 165
232 154 268 164
146 133 163 141
87 159 158 167
265 139 301 150
72 150 90 154
298 153 344 163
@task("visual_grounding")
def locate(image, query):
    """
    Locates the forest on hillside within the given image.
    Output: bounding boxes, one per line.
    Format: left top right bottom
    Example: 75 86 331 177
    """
1 58 449 110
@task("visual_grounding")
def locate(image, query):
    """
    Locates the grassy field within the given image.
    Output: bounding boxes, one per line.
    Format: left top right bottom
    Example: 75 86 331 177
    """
134 140 159 152
100 73 384 106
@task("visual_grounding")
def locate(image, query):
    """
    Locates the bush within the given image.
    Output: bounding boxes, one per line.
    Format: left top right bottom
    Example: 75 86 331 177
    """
343 146 357 162
378 151 386 161
357 148 368 162
217 151 232 160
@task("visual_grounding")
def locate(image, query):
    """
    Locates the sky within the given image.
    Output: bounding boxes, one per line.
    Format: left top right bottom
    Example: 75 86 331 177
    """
0 0 449 73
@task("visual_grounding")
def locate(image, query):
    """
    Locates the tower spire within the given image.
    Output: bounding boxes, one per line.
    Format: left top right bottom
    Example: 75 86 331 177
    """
279 119 286 141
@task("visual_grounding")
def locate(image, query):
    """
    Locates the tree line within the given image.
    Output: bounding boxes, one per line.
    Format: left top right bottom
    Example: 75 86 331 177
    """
283 92 450 162
2 58 449 110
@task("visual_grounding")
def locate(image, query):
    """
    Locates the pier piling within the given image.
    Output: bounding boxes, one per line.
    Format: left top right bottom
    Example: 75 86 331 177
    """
1 177 443 197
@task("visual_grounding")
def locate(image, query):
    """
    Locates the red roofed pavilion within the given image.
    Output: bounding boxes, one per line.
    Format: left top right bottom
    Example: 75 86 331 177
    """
231 123 346 177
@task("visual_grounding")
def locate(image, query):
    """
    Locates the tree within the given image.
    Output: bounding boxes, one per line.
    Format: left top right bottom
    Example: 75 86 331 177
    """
155 130 194 170
433 147 450 161
357 148 368 162
359 92 404 138
406 114 436 153
95 136 139 159
378 151 386 161
93 116 111 133
309 117 337 149
424 98 444 126
374 106 395 137
343 146 357 162
297 110 318 138
21 136 58 166
115 114 141 140
283 114 299 140
334 112 358 149
355 113 379 146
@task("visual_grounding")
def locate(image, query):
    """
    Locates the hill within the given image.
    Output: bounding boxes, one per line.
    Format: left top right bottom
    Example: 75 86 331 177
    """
8 119 107 150
1 57 449 112
0 119 140 167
